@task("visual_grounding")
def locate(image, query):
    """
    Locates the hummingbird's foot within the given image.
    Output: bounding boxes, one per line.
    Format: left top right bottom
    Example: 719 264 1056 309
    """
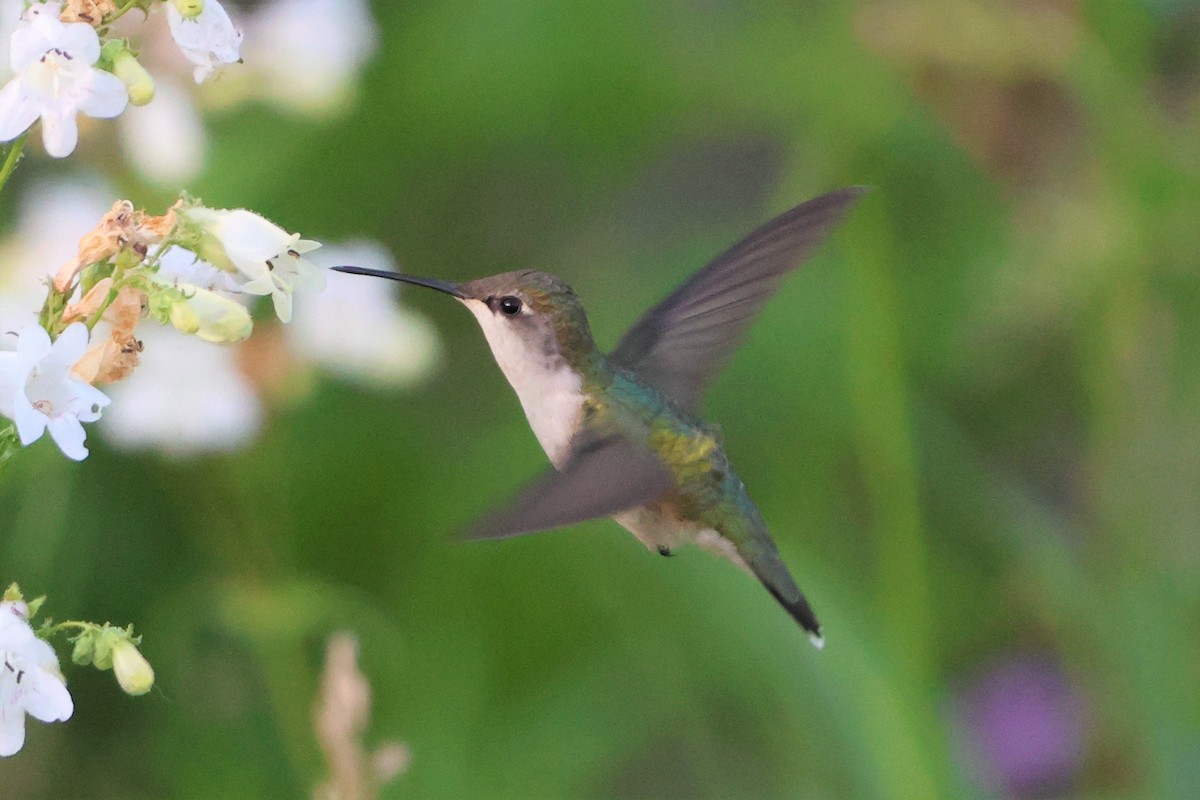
657 546 674 557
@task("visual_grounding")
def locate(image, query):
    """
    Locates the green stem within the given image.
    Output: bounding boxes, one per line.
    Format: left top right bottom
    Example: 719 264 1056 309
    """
40 619 100 638
0 133 27 196
102 0 147 27
83 251 148 331
85 275 123 331
144 236 180 271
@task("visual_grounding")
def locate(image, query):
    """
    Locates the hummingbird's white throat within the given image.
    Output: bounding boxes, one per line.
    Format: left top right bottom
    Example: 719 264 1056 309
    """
462 299 586 468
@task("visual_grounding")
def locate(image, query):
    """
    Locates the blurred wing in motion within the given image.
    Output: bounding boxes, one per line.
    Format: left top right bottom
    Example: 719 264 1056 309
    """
461 433 674 541
610 187 867 411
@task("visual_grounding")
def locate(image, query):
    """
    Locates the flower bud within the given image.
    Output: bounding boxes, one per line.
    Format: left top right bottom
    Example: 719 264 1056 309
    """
111 639 155 696
111 49 155 106
92 632 114 670
192 236 233 273
168 286 253 343
167 296 200 335
171 0 204 19
71 630 96 666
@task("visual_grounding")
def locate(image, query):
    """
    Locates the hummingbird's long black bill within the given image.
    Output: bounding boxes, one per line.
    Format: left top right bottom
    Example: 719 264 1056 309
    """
330 266 467 299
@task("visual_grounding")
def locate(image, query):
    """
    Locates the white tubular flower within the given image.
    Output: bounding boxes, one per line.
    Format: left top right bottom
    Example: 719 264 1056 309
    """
182 207 325 322
156 243 239 292
0 2 128 157
239 239 323 323
184 207 292 274
0 323 110 460
153 246 251 341
166 0 243 84
0 601 73 757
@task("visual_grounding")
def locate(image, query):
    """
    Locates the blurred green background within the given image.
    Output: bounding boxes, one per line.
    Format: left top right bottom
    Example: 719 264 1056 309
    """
2 0 1200 797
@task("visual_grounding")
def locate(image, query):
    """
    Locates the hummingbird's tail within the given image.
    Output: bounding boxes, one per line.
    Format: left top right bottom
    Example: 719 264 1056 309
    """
743 545 825 649
761 580 824 650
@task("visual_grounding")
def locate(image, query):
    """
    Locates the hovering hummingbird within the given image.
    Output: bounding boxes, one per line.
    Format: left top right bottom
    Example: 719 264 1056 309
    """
334 187 864 647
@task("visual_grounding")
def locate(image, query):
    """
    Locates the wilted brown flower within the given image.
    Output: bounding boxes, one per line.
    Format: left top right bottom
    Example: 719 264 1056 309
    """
59 0 118 26
54 201 136 293
71 287 147 385
53 201 175 294
62 277 113 324
137 204 180 242
312 633 409 800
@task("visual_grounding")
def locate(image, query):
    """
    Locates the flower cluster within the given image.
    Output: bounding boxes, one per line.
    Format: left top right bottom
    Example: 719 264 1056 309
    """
0 583 153 756
0 0 401 768
0 196 323 464
0 0 243 158
101 239 439 458
0 180 437 460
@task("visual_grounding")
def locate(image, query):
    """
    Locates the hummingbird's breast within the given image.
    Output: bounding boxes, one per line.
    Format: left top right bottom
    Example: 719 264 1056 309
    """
464 300 588 468
509 360 587 469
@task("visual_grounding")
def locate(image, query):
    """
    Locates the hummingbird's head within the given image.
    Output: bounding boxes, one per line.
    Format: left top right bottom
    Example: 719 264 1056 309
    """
330 266 599 370
458 269 595 353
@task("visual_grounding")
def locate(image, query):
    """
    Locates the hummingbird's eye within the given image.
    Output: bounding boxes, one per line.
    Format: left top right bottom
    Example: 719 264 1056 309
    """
497 296 523 316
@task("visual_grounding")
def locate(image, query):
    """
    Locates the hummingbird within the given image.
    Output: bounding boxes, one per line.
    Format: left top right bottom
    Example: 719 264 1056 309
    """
333 187 864 647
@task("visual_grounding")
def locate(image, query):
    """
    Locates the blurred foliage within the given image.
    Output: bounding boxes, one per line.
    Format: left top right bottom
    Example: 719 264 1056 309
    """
3 0 1200 797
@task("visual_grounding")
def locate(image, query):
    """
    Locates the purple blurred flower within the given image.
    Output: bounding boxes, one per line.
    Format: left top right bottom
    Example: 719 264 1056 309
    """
953 654 1087 798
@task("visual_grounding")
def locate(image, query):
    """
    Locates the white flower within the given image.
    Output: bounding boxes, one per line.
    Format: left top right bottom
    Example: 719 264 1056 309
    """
0 323 110 460
0 601 73 757
156 243 239 292
289 241 440 388
182 207 325 322
166 0 243 84
100 324 262 457
151 245 252 340
238 238 324 323
0 2 128 157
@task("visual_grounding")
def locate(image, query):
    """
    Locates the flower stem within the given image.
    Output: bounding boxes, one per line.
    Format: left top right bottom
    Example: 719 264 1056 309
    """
85 279 122 331
0 134 28 197
39 619 97 637
102 0 147 27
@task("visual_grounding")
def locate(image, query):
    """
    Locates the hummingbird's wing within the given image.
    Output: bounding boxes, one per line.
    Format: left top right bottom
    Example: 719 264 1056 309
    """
609 186 867 411
461 433 674 541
